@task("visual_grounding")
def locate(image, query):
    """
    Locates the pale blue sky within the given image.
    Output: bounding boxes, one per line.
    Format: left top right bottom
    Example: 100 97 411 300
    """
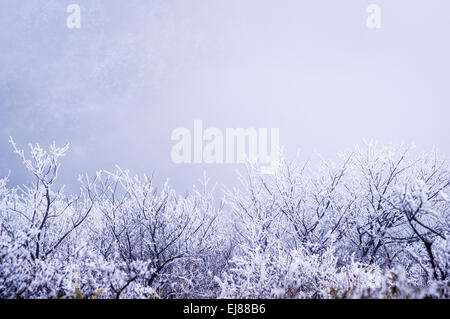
1 0 449 192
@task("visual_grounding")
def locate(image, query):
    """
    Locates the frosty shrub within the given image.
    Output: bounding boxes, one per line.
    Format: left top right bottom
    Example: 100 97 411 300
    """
0 139 448 298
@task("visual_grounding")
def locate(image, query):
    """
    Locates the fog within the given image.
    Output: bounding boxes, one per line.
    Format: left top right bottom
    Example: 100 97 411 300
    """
1 0 449 193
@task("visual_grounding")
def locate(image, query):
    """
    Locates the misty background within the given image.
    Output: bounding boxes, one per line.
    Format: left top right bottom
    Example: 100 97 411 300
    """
0 0 449 193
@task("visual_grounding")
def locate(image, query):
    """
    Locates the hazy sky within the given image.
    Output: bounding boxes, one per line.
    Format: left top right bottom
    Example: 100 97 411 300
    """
1 0 449 192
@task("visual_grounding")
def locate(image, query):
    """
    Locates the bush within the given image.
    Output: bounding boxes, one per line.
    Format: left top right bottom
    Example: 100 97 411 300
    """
0 139 448 298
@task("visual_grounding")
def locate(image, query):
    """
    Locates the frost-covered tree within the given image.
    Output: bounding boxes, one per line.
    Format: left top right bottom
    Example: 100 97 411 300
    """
0 139 448 298
85 169 227 298
219 143 449 298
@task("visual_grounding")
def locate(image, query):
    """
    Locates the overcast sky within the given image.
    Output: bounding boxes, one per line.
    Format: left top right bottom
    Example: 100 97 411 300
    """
1 0 449 192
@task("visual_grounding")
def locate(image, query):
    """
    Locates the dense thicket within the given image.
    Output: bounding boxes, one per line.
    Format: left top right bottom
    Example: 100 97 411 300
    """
1 139 448 298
